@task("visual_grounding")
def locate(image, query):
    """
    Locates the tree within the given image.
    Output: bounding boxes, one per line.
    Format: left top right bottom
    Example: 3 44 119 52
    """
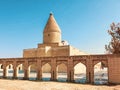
105 22 120 54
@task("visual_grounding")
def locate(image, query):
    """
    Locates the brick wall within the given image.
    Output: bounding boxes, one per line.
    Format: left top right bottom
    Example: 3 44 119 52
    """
108 55 120 84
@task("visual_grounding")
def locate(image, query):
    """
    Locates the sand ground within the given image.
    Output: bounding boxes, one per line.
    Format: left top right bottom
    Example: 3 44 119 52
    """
0 79 119 90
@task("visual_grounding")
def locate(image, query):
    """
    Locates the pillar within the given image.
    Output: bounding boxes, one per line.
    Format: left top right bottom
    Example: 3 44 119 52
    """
51 59 56 81
86 56 94 84
37 59 42 80
3 62 7 78
13 67 17 79
67 67 70 82
13 61 17 79
70 68 74 82
23 60 29 80
3 67 7 78
67 58 74 82
86 60 90 83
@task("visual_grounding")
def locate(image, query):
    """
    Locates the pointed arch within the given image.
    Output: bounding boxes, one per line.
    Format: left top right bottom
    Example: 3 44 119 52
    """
42 63 51 81
6 64 14 79
74 62 86 83
73 61 86 68
28 63 37 80
16 64 24 79
57 63 67 82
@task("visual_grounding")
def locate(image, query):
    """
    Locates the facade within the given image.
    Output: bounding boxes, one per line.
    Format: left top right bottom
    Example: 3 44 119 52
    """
0 55 120 84
23 13 88 72
23 13 87 58
0 13 120 84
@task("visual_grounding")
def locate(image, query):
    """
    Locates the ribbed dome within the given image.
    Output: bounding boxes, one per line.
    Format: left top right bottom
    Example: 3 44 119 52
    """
43 13 61 33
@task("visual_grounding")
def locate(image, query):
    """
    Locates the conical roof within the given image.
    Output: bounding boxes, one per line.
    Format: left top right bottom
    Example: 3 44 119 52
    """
43 13 61 33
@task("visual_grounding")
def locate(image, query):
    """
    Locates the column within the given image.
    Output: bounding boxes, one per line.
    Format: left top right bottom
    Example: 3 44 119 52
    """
23 60 29 80
86 56 94 84
3 67 7 78
67 67 70 82
37 59 42 80
3 62 7 78
13 61 17 79
51 59 56 81
67 58 74 82
13 67 17 79
86 59 90 83
70 68 74 82
90 67 94 84
86 68 90 83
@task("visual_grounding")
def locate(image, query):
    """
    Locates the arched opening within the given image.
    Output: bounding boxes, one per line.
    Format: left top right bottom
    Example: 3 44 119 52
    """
94 62 108 84
6 64 13 79
42 63 51 81
17 64 24 79
74 62 86 83
28 64 37 80
57 63 67 82
0 64 3 77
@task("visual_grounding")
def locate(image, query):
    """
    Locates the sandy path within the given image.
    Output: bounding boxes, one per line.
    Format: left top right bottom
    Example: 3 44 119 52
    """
0 79 118 90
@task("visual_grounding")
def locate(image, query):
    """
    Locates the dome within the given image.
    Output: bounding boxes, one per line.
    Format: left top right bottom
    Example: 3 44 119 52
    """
43 13 61 33
43 13 62 44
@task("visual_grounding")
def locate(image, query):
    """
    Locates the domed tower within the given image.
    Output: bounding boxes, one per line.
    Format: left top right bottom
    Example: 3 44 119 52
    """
43 13 61 44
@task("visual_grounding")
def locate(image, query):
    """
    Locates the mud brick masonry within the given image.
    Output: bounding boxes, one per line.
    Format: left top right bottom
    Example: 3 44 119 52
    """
0 13 120 84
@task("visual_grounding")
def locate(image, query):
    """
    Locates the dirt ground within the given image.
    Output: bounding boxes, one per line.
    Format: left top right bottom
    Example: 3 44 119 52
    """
0 79 119 90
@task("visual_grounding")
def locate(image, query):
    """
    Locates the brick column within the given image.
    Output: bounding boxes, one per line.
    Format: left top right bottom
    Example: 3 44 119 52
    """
3 61 7 78
86 57 91 83
3 67 7 78
70 59 74 82
13 67 17 79
90 67 94 84
51 59 56 81
37 59 42 80
67 58 74 82
86 56 94 84
67 67 70 82
13 61 17 79
23 60 29 80
86 69 91 83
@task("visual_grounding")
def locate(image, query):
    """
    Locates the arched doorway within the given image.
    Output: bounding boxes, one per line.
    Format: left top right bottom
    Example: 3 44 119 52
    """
74 62 86 83
57 63 67 82
6 64 13 79
17 64 24 79
0 64 3 77
28 64 37 80
94 62 108 84
42 63 51 81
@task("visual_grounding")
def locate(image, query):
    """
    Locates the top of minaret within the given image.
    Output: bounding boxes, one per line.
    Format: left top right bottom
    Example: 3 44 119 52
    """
50 12 53 15
43 13 61 33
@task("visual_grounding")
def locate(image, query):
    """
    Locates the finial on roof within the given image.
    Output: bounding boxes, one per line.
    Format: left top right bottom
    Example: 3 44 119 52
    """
50 12 53 15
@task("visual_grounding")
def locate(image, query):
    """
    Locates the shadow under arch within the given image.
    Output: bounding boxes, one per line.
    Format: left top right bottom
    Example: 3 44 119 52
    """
74 62 86 83
57 63 67 82
42 63 51 81
94 62 108 85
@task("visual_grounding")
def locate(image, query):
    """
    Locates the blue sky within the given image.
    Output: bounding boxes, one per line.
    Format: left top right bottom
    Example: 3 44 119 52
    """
0 0 120 58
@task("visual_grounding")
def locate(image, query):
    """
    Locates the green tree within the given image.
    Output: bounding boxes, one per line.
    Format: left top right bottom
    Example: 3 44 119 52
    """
105 22 120 54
